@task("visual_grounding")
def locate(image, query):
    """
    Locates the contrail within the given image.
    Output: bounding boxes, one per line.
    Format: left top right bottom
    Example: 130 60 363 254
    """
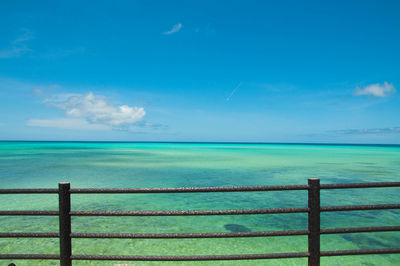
226 82 242 101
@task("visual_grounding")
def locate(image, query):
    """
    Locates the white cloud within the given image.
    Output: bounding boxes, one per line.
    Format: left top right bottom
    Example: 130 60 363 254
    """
354 82 396 97
56 92 145 127
30 92 146 130
27 118 109 130
163 23 182 35
0 29 33 58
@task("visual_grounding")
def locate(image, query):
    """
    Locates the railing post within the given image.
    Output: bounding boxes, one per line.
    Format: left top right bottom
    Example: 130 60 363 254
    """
59 182 72 266
308 178 320 266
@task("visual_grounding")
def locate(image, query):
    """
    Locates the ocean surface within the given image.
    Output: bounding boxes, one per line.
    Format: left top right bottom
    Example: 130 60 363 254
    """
0 141 399 265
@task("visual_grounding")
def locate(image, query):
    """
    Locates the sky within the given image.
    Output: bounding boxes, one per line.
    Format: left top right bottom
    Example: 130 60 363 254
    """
0 0 399 143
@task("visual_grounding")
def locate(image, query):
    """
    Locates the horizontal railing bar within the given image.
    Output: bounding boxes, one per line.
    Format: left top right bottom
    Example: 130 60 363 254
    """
0 189 58 194
321 248 400 256
70 185 309 193
1 205 398 216
3 226 398 239
0 232 59 238
2 249 399 261
0 211 58 216
70 252 310 261
321 226 400 234
70 208 309 216
0 254 60 259
71 230 309 239
1 182 398 195
321 182 400 189
0 182 400 194
321 204 400 212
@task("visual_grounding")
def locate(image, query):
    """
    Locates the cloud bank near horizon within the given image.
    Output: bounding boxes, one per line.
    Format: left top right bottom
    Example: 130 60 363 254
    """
332 127 400 135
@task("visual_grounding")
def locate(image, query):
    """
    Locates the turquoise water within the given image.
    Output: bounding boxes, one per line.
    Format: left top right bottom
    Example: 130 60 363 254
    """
0 142 399 265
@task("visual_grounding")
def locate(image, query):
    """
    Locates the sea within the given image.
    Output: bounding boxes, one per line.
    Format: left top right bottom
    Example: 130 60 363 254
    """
0 141 399 265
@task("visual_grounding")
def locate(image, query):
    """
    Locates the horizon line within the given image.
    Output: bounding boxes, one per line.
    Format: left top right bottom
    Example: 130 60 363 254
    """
0 140 399 147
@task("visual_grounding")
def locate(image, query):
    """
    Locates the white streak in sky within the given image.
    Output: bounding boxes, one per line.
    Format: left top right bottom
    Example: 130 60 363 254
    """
226 82 242 101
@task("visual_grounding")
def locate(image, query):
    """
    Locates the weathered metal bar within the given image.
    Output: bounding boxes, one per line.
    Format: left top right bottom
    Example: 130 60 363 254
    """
0 211 58 216
321 204 400 212
321 226 400 234
2 226 398 239
70 229 309 239
70 207 308 216
59 183 72 266
0 232 59 238
70 252 309 261
0 188 58 194
308 178 320 266
70 185 308 193
0 181 398 195
320 182 400 189
321 248 400 256
0 254 60 259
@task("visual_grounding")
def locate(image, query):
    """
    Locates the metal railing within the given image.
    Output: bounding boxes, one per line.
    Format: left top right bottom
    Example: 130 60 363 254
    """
0 178 400 265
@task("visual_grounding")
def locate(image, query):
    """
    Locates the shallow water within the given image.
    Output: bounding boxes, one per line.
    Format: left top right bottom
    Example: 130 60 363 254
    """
0 142 399 265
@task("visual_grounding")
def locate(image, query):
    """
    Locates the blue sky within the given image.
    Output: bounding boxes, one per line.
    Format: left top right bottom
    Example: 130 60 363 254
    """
0 0 399 143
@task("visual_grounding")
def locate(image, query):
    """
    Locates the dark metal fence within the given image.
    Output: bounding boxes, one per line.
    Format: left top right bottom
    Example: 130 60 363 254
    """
0 178 400 265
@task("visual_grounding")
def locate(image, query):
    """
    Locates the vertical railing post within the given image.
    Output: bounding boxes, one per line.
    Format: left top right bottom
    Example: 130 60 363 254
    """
308 178 320 266
59 182 72 266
